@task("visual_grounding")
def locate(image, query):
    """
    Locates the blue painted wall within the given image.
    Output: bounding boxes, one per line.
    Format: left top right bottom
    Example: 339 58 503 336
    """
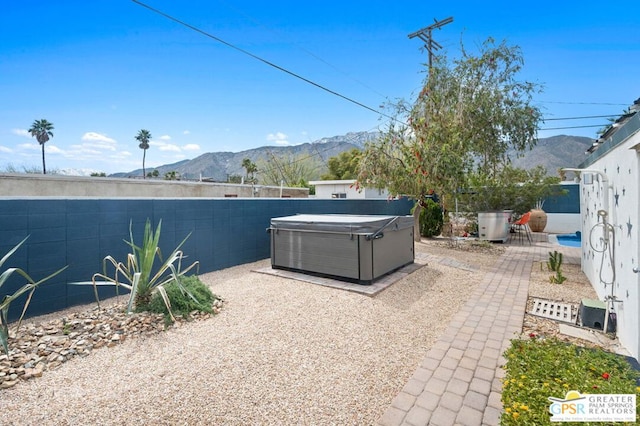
0 198 413 320
542 184 580 214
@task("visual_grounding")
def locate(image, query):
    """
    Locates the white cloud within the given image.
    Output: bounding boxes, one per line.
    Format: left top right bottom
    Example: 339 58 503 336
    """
54 132 123 166
81 132 116 144
18 142 38 150
158 144 181 152
0 146 12 153
182 130 190 135
182 144 200 151
267 132 290 146
80 132 117 152
70 146 102 156
11 128 30 138
160 135 171 140
45 145 64 154
151 139 182 152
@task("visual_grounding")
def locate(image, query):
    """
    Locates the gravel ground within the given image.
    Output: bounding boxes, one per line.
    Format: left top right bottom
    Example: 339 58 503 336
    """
0 242 492 426
528 261 597 303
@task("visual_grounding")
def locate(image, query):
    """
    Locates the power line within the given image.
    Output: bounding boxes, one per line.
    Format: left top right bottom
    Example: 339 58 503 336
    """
214 0 389 100
539 124 607 131
132 0 394 121
543 114 617 121
538 100 628 106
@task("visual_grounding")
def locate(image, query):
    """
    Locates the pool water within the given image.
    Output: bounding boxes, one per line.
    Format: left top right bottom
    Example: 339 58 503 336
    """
556 232 581 248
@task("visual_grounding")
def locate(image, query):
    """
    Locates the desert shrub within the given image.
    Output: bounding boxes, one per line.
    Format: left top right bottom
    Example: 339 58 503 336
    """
78 218 199 321
417 198 443 237
145 275 219 320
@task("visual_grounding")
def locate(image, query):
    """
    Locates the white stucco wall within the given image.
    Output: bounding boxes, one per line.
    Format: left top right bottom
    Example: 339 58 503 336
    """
309 180 389 199
577 114 640 359
544 213 581 234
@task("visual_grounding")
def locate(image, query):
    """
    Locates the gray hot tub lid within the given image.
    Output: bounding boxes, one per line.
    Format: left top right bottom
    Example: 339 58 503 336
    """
269 214 414 234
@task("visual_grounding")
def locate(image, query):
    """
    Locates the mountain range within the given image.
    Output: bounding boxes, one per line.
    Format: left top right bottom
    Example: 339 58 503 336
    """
111 132 594 181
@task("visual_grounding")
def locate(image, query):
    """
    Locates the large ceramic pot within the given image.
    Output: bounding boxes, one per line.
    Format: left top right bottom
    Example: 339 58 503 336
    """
529 208 547 232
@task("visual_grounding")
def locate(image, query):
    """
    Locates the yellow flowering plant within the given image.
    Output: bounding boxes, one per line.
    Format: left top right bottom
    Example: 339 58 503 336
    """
501 336 640 425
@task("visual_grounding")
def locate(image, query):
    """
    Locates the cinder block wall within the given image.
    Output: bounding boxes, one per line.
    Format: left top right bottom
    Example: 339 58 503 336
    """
0 197 413 320
0 173 309 198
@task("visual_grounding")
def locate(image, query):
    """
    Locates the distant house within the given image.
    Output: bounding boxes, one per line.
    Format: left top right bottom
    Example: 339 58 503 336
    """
572 97 640 360
309 179 389 199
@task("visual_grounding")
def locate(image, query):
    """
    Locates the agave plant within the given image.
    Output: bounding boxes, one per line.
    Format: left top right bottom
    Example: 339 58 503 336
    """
0 236 67 355
85 219 199 321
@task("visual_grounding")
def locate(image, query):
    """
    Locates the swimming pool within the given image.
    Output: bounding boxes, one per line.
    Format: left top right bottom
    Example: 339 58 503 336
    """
556 232 581 248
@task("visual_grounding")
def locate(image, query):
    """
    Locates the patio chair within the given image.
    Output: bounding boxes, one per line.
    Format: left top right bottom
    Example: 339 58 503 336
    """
510 211 532 244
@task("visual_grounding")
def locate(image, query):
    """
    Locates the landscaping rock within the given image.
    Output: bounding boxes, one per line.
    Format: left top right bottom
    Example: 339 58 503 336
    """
0 301 223 389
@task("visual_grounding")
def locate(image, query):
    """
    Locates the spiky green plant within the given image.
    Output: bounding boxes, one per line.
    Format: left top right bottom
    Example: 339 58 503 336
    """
547 251 567 283
547 250 563 272
79 219 199 321
0 236 67 354
550 270 567 284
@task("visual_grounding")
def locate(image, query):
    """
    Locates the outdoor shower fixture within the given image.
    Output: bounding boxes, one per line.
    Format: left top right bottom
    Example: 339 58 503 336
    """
594 209 620 334
562 168 619 334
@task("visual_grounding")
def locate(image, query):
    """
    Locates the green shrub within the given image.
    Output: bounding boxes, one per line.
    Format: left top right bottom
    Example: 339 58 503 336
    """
145 275 219 321
417 198 443 237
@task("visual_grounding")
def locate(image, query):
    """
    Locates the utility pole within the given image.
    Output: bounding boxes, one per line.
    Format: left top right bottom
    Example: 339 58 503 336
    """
408 17 453 70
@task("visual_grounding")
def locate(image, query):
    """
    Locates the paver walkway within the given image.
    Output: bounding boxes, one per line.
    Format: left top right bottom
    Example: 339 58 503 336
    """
378 235 581 426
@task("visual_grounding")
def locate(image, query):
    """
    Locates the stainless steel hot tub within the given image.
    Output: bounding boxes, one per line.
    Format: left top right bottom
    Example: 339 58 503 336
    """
269 214 414 284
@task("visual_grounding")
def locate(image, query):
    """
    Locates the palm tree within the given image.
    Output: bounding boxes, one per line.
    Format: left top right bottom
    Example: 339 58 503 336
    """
135 129 152 179
28 119 54 174
241 158 258 184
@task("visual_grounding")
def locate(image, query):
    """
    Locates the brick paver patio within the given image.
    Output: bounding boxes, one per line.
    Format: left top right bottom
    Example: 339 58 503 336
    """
378 234 581 426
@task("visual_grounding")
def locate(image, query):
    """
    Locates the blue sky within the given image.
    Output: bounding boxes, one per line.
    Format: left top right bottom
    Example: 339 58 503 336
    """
1 1 639 174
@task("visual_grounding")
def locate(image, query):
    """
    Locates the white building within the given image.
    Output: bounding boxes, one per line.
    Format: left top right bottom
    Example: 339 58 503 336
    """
309 179 390 199
572 98 640 359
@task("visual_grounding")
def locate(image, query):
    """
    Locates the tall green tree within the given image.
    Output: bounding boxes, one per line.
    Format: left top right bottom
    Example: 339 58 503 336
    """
135 129 152 179
321 148 362 180
28 119 54 174
359 38 542 240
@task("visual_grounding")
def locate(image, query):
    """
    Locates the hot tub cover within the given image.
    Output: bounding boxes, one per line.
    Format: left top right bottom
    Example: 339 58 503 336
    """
269 214 414 236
